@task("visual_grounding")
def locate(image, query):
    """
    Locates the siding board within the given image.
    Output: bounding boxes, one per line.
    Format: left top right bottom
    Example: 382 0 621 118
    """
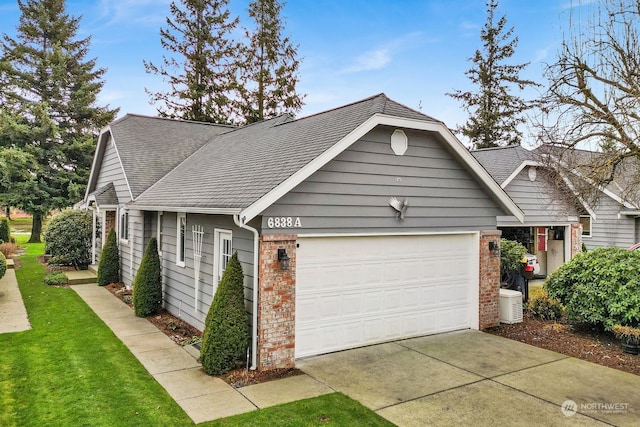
262 127 503 234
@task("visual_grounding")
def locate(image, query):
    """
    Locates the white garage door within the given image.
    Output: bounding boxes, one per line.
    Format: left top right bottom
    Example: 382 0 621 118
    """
295 234 478 358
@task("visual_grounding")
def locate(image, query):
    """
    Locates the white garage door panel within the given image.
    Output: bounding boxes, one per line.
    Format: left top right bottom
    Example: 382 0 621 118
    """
295 234 478 358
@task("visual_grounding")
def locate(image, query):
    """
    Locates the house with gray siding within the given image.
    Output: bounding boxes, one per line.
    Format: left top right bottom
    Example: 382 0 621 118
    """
473 145 639 277
82 94 525 371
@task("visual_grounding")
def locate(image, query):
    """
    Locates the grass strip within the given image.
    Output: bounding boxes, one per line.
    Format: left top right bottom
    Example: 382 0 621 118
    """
201 393 394 427
0 237 191 426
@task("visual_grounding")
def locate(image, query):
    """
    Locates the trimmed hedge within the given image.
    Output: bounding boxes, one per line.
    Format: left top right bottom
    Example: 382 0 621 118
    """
0 252 6 280
0 217 9 243
43 209 92 269
133 237 162 317
545 247 640 330
97 229 120 286
200 252 249 376
500 238 527 280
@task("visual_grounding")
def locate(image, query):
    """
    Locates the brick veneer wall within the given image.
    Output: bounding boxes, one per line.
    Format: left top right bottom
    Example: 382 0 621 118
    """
479 230 502 329
257 234 297 370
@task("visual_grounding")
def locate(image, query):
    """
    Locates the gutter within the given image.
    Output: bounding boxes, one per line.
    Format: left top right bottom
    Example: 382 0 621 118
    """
234 214 259 370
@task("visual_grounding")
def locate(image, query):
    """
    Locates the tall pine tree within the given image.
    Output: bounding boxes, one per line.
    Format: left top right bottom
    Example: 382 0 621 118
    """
447 0 538 149
0 0 117 242
236 0 304 124
144 0 240 124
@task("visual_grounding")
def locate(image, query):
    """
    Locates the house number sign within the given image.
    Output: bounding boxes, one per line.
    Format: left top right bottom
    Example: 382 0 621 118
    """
267 217 302 228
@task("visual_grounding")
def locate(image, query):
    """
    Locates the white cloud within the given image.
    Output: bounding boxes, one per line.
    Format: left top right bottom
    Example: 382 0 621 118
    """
341 48 391 74
96 0 171 27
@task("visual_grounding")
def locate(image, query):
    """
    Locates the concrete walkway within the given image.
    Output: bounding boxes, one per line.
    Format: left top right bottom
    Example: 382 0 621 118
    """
0 266 31 333
71 283 333 424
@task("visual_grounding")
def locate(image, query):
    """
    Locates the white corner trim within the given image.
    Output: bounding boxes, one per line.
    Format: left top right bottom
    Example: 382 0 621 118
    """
239 114 524 224
501 160 541 188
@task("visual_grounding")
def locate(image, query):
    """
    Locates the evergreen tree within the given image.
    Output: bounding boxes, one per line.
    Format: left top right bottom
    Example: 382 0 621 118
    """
200 252 249 375
447 0 538 149
144 0 240 123
236 0 305 124
97 228 120 286
133 238 162 317
0 0 117 242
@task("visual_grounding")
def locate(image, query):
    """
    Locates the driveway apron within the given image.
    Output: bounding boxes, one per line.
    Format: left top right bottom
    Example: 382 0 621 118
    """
297 330 640 426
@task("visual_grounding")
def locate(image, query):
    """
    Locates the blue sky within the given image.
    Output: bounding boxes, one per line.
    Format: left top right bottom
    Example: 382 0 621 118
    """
0 0 577 143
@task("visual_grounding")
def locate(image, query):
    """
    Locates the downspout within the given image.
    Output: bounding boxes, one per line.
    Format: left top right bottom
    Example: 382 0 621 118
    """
234 214 259 370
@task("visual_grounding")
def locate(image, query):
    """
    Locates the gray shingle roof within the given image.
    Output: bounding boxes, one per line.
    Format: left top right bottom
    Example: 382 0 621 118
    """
471 145 536 185
109 114 234 198
89 182 119 206
132 93 440 210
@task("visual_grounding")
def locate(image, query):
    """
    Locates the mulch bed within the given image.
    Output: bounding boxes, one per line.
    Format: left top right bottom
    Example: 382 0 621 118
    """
487 313 640 376
103 282 302 387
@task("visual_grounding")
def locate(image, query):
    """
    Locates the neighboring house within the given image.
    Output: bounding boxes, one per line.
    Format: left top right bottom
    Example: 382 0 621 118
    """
537 147 640 250
82 94 524 371
472 145 584 277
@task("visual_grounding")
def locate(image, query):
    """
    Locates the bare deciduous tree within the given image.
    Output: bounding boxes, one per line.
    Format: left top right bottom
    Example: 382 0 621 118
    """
537 0 640 207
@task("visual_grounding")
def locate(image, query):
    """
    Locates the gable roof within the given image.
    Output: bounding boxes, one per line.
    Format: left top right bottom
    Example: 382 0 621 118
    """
87 182 118 207
131 93 523 223
535 146 640 210
85 114 234 201
471 145 536 186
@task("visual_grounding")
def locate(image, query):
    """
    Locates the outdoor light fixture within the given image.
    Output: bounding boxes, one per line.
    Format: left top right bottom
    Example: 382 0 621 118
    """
278 248 290 271
488 241 500 258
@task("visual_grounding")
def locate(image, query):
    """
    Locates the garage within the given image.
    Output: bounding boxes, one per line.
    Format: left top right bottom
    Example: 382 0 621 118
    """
295 233 479 358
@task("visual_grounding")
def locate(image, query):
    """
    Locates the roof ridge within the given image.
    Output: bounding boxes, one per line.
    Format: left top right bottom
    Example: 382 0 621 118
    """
114 113 237 128
292 93 387 123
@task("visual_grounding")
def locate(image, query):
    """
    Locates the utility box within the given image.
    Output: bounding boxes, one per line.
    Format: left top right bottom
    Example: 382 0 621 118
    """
499 289 523 324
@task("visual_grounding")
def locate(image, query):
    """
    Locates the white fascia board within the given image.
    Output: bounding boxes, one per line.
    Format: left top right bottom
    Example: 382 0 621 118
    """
549 154 637 210
239 114 524 224
501 160 541 188
84 127 111 201
125 204 241 215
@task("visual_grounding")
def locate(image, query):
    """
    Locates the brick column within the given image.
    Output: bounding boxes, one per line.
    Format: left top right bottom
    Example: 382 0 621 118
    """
479 230 502 329
570 223 583 258
257 234 297 370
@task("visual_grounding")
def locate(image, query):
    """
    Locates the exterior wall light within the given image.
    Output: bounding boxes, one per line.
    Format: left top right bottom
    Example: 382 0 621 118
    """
278 248 290 271
488 241 500 258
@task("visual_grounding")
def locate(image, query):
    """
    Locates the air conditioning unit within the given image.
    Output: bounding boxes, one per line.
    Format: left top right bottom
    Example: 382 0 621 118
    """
499 289 523 324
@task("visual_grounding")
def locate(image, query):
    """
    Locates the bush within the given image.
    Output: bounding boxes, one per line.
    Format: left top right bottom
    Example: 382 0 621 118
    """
528 291 563 321
133 237 162 317
0 217 10 243
43 209 92 269
97 229 120 286
43 271 69 286
200 252 249 376
545 247 640 330
0 252 6 280
500 239 527 281
0 242 17 258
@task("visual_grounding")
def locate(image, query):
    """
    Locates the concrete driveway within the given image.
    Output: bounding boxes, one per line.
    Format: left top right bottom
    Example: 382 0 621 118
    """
297 330 640 426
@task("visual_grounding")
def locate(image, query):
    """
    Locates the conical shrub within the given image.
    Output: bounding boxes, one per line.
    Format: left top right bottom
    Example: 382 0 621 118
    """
0 218 10 243
133 237 162 317
97 229 120 286
200 252 249 376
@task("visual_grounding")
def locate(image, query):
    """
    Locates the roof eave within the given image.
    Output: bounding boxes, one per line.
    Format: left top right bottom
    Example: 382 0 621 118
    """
239 113 524 225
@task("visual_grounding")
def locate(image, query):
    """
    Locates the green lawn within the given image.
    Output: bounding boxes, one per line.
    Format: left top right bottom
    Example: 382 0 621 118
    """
1 237 393 426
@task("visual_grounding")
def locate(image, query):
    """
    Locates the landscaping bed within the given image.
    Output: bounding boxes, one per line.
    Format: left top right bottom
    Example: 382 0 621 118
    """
487 313 640 376
103 281 302 386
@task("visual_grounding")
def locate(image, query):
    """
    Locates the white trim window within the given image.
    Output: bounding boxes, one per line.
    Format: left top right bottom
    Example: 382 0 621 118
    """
119 210 129 242
213 229 233 286
157 211 163 255
177 213 186 267
580 215 592 237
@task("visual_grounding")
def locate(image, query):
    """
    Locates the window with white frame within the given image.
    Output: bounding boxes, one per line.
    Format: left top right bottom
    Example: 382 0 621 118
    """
177 213 186 266
119 210 129 241
213 229 232 285
580 215 592 237
157 211 163 255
